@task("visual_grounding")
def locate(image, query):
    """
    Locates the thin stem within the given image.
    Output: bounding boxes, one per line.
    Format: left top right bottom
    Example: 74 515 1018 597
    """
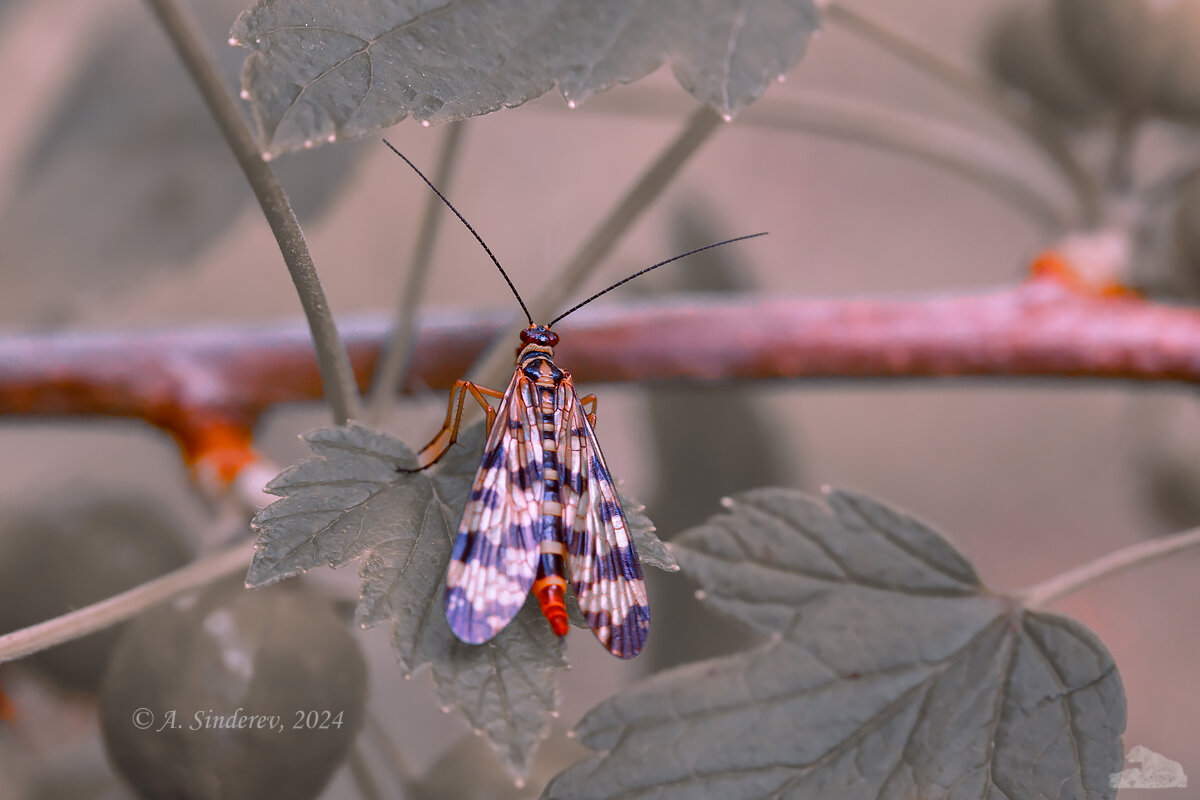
346 744 387 800
1018 526 1200 609
575 87 1068 231
823 2 1099 225
365 712 414 796
366 121 467 421
1105 112 1141 197
143 0 361 425
1141 153 1200 210
470 105 724 388
1135 152 1200 257
0 523 253 663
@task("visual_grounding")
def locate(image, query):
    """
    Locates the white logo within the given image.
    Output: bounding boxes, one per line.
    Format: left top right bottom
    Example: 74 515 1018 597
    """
1110 745 1188 789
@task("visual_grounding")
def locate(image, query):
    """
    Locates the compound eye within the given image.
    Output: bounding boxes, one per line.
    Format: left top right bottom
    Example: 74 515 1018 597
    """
544 330 559 347
519 328 533 344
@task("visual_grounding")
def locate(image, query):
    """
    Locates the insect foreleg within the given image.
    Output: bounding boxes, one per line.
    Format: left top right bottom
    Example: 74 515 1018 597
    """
402 380 504 471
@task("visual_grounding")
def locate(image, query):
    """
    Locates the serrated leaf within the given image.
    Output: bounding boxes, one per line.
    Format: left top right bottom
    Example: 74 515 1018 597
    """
545 487 1125 800
622 493 678 573
248 423 423 583
251 422 554 775
429 597 568 778
681 487 982 636
250 420 672 778
232 0 819 156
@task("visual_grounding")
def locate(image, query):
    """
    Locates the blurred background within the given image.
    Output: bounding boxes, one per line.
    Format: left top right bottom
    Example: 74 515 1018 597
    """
0 0 1197 796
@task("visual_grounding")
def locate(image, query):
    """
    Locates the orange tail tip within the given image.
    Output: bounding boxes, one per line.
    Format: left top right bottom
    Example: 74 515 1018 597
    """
533 580 570 637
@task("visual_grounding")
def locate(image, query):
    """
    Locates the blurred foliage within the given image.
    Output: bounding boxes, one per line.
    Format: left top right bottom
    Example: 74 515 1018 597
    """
99 578 367 800
410 734 589 800
981 0 1107 126
643 204 795 672
0 488 191 693
1055 0 1200 123
0 0 365 325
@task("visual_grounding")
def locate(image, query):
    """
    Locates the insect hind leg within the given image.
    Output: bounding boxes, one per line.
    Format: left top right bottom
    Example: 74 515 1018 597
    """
400 380 504 472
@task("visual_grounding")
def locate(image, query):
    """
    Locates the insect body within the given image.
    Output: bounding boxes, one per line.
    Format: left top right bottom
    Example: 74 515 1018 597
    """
384 139 764 658
434 325 649 658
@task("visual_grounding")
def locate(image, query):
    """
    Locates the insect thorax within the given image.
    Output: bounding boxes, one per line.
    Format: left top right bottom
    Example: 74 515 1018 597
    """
519 350 565 385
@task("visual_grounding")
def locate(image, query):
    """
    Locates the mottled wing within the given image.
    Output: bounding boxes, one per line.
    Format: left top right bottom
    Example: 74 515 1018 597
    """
444 370 543 644
560 386 650 658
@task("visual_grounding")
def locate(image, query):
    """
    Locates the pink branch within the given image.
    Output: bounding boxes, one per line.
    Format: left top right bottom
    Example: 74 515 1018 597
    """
2 279 1197 445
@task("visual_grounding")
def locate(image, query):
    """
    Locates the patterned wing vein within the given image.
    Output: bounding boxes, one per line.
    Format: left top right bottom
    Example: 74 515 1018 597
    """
561 390 650 658
444 372 544 643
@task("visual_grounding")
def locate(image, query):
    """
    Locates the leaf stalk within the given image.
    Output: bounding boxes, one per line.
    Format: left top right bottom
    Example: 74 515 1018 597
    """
470 106 725 388
0 526 253 663
1019 526 1200 608
823 2 1100 226
575 87 1069 231
143 0 361 425
366 121 468 421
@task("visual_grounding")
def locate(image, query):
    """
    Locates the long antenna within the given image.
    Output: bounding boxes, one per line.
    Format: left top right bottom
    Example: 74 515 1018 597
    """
382 139 533 325
548 232 768 327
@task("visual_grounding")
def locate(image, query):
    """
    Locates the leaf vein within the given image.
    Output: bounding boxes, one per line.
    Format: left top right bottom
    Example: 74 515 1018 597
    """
255 24 369 43
1021 620 1088 795
983 609 1022 800
841 494 977 588
719 0 751 112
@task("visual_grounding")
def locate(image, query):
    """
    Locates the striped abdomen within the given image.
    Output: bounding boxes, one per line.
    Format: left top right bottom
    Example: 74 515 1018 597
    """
525 355 570 636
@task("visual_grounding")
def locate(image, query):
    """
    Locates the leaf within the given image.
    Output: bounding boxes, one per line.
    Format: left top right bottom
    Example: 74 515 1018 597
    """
0 0 362 323
545 488 1126 800
413 733 591 800
248 423 425 584
250 421 674 779
232 0 820 156
622 493 678 573
428 597 568 778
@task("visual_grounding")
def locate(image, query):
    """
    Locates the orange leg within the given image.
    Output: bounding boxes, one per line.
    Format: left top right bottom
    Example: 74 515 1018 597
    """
578 393 598 428
402 380 505 471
